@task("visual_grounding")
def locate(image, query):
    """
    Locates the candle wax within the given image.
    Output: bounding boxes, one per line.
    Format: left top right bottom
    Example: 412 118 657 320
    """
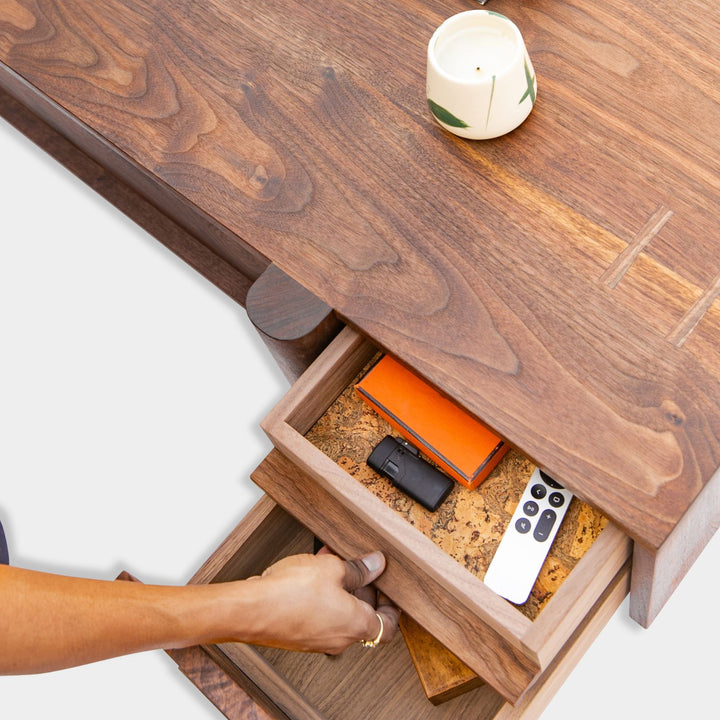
435 26 517 81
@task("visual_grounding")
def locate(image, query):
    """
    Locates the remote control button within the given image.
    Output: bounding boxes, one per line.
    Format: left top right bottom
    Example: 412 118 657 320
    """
533 509 557 542
539 469 563 489
530 484 547 499
548 492 565 508
523 500 539 516
515 517 531 534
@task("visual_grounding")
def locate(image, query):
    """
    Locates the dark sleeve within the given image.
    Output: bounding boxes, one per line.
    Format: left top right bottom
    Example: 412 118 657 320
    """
0 520 8 565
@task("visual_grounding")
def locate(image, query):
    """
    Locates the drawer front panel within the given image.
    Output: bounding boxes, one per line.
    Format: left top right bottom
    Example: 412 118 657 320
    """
252 449 540 703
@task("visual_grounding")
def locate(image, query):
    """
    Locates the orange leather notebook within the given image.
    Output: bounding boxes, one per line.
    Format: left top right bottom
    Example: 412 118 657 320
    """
355 355 508 490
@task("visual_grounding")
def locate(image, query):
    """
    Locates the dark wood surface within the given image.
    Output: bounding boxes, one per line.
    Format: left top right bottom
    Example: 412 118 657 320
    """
1 0 718 574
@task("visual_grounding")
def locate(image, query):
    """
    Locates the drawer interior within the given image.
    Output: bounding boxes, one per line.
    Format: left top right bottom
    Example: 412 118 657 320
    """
192 494 630 720
304 351 608 623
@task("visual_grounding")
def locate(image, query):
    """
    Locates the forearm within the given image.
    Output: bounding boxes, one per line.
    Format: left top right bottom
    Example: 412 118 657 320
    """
0 551 398 674
0 565 247 674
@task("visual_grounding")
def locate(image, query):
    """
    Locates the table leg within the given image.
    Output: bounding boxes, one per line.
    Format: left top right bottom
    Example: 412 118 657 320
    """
630 467 720 627
246 264 343 384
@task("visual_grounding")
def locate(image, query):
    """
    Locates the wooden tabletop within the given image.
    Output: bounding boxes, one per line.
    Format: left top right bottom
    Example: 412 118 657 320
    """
1 0 719 554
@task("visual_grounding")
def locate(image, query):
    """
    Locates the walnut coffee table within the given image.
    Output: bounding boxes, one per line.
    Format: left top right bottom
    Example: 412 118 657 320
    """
1 0 718 717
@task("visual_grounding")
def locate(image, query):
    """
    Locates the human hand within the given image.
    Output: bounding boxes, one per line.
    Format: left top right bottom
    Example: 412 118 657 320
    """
238 550 400 655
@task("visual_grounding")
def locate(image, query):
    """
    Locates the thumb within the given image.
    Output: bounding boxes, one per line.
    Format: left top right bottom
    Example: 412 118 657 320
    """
343 551 386 592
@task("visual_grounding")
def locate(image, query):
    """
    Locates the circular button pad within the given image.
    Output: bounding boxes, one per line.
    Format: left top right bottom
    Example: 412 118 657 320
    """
539 470 562 489
512 472 570 543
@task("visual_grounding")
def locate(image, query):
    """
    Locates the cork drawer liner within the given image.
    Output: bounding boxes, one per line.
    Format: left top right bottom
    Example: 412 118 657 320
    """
190 492 630 720
260 327 632 705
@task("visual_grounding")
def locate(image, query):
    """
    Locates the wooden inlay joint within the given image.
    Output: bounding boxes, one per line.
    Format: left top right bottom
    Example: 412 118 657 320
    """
601 205 674 289
667 271 720 347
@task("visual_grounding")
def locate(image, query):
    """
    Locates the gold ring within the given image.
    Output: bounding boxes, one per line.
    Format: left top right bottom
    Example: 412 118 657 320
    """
360 613 384 648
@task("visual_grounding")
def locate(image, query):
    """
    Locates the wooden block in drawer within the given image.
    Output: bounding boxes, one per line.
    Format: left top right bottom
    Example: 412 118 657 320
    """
400 613 484 704
259 327 633 705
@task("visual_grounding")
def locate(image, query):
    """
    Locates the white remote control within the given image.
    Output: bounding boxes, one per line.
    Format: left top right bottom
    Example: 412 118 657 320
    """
484 467 573 604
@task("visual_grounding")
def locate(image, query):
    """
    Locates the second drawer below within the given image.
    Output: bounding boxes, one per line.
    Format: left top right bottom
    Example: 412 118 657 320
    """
190 491 630 720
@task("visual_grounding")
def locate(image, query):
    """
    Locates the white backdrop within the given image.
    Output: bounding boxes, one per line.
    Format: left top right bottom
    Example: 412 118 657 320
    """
1 116 717 719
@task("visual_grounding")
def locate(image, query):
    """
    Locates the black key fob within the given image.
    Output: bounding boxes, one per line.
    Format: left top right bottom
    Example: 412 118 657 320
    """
367 436 454 512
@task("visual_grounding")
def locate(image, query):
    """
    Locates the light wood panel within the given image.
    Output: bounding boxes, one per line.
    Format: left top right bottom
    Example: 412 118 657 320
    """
399 613 485 705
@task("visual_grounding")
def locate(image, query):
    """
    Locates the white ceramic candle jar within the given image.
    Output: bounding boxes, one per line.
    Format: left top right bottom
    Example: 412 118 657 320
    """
426 10 537 140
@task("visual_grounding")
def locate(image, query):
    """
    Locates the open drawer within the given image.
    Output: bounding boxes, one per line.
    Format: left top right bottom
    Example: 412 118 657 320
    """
258 327 633 705
186 491 630 720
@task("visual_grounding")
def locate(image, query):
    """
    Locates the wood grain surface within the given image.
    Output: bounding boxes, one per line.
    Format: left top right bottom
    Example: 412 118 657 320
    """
1 0 719 557
170 646 285 720
253 452 542 704
160 492 630 720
